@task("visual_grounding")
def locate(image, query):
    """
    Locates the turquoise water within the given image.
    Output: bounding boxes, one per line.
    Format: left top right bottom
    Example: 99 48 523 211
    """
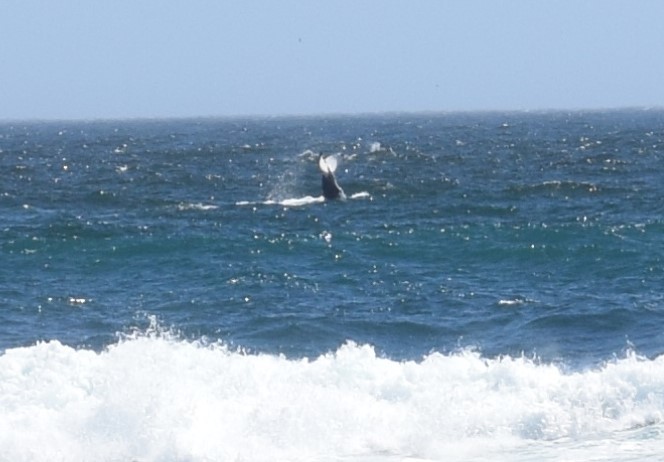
1 110 663 460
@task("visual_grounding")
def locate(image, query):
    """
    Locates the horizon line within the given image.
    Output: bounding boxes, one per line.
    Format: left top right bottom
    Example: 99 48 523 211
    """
1 105 662 124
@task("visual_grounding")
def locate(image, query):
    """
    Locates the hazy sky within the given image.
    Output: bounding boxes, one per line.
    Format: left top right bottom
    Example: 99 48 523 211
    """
2 1 664 120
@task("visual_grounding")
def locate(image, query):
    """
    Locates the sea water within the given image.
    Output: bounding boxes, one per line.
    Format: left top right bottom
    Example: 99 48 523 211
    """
1 110 663 461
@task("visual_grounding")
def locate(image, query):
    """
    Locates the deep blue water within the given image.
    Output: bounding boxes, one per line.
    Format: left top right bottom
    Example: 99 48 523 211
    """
1 110 663 363
1 110 664 461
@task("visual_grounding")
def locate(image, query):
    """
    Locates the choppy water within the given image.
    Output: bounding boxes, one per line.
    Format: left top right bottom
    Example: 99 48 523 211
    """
1 110 663 461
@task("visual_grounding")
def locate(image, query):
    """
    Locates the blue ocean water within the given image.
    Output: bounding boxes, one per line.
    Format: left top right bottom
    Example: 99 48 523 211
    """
1 110 663 461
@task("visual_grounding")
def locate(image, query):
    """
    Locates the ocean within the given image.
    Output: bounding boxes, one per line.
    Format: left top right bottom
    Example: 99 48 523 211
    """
1 109 663 461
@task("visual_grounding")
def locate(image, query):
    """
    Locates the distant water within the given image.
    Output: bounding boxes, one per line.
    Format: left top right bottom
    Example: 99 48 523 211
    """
1 110 663 461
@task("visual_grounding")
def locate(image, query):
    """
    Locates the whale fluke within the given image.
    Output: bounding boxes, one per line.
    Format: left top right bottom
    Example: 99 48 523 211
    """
318 153 345 200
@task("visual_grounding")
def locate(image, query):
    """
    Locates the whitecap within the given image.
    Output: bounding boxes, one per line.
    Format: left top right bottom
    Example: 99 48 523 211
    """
237 192 370 207
369 141 383 153
176 202 219 211
350 191 372 200
277 195 326 207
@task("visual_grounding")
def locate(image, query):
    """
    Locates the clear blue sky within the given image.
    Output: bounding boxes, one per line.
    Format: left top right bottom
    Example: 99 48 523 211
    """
2 1 664 120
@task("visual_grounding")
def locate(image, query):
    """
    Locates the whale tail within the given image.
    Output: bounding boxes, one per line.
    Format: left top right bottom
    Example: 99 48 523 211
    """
318 153 338 175
318 153 345 200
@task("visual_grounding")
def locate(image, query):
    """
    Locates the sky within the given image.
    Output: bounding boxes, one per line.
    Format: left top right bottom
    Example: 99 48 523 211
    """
2 0 664 120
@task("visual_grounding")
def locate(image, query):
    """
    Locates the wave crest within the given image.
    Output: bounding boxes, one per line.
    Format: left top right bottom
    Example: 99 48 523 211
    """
2 333 664 461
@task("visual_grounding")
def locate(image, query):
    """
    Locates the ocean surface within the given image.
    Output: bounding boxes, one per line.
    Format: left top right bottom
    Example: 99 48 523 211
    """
1 109 663 461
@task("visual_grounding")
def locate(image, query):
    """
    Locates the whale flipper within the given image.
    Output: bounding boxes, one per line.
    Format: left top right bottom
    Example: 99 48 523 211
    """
318 153 345 200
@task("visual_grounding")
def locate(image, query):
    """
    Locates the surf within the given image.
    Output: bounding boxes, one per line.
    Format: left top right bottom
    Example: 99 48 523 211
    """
2 325 664 462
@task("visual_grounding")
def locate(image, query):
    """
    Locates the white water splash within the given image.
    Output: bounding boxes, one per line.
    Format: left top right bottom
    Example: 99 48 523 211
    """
237 192 371 207
2 334 664 462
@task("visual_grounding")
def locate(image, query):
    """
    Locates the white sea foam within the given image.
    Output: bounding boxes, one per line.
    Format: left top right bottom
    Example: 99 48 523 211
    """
369 142 383 153
237 192 370 208
236 196 324 207
176 202 219 211
350 191 372 200
2 331 664 462
273 195 326 207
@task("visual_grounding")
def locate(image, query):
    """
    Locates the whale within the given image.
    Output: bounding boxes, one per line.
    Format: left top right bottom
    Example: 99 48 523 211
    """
318 153 346 200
